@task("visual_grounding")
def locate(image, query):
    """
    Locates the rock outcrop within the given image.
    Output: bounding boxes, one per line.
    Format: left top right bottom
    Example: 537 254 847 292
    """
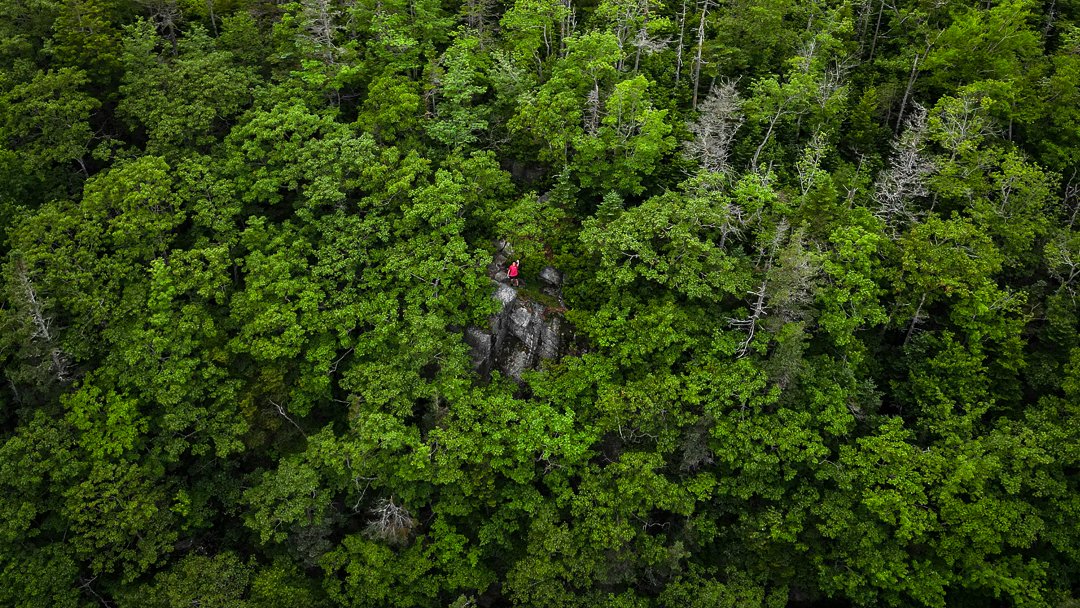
464 242 571 381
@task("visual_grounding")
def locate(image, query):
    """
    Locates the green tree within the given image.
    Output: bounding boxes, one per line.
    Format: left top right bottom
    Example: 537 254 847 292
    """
118 22 257 155
0 67 99 188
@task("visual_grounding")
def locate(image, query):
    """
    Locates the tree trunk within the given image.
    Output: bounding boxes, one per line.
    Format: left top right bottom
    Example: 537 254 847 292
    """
14 260 70 383
675 0 688 84
691 0 710 110
904 292 927 346
634 2 650 72
868 0 886 64
895 53 920 133
752 104 786 168
207 0 217 35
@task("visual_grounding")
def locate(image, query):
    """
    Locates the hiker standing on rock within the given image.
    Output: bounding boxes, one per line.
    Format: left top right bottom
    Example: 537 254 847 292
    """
508 260 521 287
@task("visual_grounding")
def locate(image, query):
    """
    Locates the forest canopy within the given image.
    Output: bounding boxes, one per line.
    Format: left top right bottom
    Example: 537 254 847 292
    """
1 0 1079 604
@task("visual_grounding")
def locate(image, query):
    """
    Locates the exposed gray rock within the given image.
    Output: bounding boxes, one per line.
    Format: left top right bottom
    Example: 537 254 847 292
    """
464 327 493 376
509 304 534 338
488 240 513 279
539 266 563 286
539 316 562 361
494 284 517 306
502 347 534 380
466 246 573 382
488 295 571 381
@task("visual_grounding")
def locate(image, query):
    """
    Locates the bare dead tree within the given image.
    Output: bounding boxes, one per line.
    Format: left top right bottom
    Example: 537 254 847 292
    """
728 280 768 357
844 154 867 208
463 0 497 38
606 0 636 70
750 81 801 169
560 0 577 58
904 292 927 345
685 80 743 174
729 220 789 357
873 103 934 234
79 576 114 608
365 497 416 545
1064 168 1080 228
895 32 940 133
137 0 182 52
1046 232 1080 297
632 27 670 71
302 0 342 64
674 0 689 84
995 164 1024 220
630 0 669 72
866 0 890 64
751 110 789 169
854 0 874 57
690 0 713 109
817 58 852 112
1043 0 1058 35
631 0 648 70
796 131 830 198
12 259 70 383
270 399 307 437
795 38 818 73
584 83 602 135
205 0 218 34
717 202 751 249
682 175 757 248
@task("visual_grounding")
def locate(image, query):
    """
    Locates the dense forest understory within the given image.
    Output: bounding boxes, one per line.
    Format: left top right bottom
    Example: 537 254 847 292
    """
1 0 1079 603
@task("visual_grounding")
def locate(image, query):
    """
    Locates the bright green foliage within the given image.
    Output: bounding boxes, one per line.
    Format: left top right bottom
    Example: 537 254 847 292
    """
922 0 1043 90
573 75 676 193
426 34 490 149
357 73 422 143
1037 27 1080 168
511 31 621 165
1 0 1079 605
118 552 252 608
119 22 256 155
580 176 752 300
46 0 123 86
62 459 178 578
499 0 570 70
0 66 98 187
819 214 888 354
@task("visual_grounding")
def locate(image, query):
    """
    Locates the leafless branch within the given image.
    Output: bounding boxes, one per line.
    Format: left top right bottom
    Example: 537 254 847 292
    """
365 496 416 545
686 80 743 174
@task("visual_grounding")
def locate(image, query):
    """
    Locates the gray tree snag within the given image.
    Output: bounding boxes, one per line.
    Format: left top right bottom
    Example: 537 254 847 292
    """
873 103 934 234
686 80 743 174
675 0 688 84
137 0 183 52
691 0 712 110
584 81 602 135
12 259 71 384
895 33 940 134
365 497 416 545
729 220 789 357
302 0 342 64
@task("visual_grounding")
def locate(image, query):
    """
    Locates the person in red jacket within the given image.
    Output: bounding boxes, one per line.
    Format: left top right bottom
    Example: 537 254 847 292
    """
508 260 520 286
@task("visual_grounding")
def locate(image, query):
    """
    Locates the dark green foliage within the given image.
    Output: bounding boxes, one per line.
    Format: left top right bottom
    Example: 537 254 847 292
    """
1 0 1079 605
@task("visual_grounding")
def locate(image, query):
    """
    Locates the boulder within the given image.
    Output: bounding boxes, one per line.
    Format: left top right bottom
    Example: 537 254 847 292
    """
538 266 563 286
494 284 517 306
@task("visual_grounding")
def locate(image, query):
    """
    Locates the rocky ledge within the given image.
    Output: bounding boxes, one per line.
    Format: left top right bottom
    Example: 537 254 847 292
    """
464 242 572 381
